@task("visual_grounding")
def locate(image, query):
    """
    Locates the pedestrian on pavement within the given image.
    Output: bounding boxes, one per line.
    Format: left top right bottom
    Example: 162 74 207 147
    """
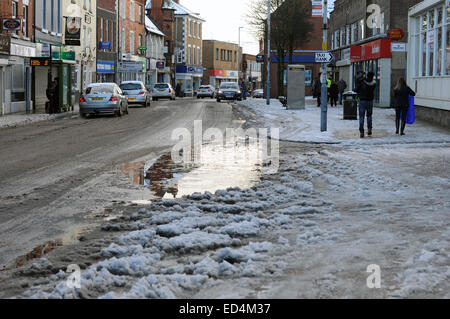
313 73 322 107
355 71 376 138
175 82 181 97
329 80 339 107
393 77 416 136
241 80 248 100
46 77 59 114
337 78 347 105
327 76 332 104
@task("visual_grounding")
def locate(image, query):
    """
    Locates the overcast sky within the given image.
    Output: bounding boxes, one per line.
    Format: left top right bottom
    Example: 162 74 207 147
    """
179 0 335 56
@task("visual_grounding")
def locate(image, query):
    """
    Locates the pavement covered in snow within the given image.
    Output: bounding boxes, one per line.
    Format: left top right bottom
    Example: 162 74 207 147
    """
237 98 450 145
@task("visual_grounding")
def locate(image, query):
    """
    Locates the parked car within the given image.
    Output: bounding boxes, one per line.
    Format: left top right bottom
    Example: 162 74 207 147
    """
79 83 128 117
216 82 242 102
151 83 175 101
253 89 264 98
196 85 215 99
119 81 151 108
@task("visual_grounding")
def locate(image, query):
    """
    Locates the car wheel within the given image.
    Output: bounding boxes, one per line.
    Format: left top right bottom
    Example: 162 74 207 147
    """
125 104 129 114
217 99 221 103
197 96 200 99
116 105 123 117
80 113 87 119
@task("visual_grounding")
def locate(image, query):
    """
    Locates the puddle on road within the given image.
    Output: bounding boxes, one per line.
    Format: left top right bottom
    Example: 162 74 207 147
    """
117 142 265 200
1 226 91 271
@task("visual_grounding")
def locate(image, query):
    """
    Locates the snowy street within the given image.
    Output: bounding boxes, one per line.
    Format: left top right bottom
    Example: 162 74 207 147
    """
0 99 448 299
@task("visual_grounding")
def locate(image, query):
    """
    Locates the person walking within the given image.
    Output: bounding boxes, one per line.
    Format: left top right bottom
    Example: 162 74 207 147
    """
313 73 322 107
337 78 347 105
393 77 416 136
355 71 376 138
329 80 339 107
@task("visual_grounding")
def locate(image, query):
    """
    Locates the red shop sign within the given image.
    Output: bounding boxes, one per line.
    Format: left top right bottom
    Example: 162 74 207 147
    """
350 39 392 62
210 69 225 77
387 28 405 41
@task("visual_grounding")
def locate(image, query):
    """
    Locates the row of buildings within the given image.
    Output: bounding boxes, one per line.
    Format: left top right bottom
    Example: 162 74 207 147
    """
263 0 449 127
0 0 261 115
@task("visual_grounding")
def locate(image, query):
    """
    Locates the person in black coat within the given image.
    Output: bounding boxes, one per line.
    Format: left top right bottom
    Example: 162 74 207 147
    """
313 73 322 107
393 77 416 135
329 81 339 107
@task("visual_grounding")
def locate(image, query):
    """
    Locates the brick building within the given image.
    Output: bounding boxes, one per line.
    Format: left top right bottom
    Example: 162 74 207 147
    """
97 0 118 83
264 1 324 98
202 40 241 87
0 0 36 114
329 0 422 107
118 0 147 83
146 0 176 85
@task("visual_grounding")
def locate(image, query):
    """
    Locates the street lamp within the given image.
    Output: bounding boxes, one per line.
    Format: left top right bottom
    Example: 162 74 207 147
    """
238 26 243 82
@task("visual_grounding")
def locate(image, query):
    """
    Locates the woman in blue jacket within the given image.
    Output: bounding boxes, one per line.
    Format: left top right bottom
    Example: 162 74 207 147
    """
393 78 415 136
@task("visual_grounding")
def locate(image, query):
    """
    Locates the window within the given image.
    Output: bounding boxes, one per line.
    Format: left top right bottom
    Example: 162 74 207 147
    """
43 0 47 30
100 18 103 42
413 4 450 77
12 1 18 35
188 45 191 64
121 28 125 52
23 5 28 37
216 48 219 60
121 0 125 19
188 19 191 36
131 2 134 22
139 5 143 24
130 31 135 53
346 25 350 46
139 34 143 48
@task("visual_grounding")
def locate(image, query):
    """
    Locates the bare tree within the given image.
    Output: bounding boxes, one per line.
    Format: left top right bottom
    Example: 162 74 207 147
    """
247 0 313 97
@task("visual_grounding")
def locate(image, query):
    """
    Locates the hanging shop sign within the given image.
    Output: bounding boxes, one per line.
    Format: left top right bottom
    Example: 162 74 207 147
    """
2 18 21 31
391 42 407 52
65 17 81 46
311 0 323 18
0 34 11 54
156 61 165 70
387 28 405 41
256 54 264 63
99 41 112 50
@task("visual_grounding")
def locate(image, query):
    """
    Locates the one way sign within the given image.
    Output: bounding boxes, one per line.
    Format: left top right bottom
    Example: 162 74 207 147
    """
315 52 334 63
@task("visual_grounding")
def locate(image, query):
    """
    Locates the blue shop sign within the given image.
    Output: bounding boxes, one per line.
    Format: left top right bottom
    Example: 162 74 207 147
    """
176 65 203 75
99 41 112 50
97 60 115 74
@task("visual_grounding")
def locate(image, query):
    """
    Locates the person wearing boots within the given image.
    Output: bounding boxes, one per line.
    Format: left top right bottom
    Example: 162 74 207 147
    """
313 73 322 107
393 77 415 136
355 71 376 138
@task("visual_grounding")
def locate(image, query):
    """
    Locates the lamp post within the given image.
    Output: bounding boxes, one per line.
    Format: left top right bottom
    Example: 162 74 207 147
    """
238 26 243 83
266 0 271 105
320 0 328 132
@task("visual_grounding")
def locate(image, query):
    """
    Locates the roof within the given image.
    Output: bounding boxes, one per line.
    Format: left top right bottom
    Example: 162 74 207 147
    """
171 1 205 21
145 16 165 36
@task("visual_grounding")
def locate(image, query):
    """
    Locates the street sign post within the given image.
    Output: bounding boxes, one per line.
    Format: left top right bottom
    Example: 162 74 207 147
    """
315 52 334 63
321 0 328 132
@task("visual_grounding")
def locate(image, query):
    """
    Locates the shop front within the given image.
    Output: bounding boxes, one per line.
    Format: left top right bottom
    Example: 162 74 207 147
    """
209 69 239 88
118 56 146 83
1 38 36 114
176 65 204 97
350 38 392 107
97 60 116 83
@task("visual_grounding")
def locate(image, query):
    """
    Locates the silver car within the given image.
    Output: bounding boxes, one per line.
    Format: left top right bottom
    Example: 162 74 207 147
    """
79 83 128 117
119 81 151 108
152 83 176 101
196 85 215 99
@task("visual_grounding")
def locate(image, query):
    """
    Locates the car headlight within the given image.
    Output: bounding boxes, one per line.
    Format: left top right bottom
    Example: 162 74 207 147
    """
237 91 241 94
218 91 223 94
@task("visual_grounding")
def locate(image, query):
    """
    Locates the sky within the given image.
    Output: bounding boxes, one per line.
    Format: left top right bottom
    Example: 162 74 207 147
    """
179 0 335 56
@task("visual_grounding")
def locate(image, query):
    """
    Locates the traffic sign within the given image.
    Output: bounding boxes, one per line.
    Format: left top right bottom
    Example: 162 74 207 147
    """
315 52 334 63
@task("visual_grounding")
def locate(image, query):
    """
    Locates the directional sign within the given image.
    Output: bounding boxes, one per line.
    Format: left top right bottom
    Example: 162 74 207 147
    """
315 52 334 63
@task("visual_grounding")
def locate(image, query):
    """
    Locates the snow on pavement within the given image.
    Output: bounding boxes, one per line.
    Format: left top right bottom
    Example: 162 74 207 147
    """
237 98 450 145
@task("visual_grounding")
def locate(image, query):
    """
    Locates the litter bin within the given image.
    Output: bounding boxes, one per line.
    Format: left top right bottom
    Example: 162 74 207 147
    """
343 91 358 120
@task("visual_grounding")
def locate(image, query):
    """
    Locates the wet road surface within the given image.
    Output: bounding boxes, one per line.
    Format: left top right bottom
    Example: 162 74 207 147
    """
0 98 241 268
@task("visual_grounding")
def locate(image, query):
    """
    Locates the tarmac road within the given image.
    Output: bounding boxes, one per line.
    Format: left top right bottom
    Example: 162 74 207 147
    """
0 97 236 269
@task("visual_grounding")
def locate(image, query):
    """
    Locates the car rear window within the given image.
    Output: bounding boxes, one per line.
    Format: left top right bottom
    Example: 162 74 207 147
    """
86 86 114 94
200 86 210 89
220 83 238 89
120 83 141 90
154 84 169 89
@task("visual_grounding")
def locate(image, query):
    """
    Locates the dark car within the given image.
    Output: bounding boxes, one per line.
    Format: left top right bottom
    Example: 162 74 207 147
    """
216 82 242 103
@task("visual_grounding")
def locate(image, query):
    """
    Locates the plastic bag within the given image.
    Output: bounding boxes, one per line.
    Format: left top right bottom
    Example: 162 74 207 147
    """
406 95 415 125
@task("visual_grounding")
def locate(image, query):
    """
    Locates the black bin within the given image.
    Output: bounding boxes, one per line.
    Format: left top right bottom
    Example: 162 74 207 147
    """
343 91 358 120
